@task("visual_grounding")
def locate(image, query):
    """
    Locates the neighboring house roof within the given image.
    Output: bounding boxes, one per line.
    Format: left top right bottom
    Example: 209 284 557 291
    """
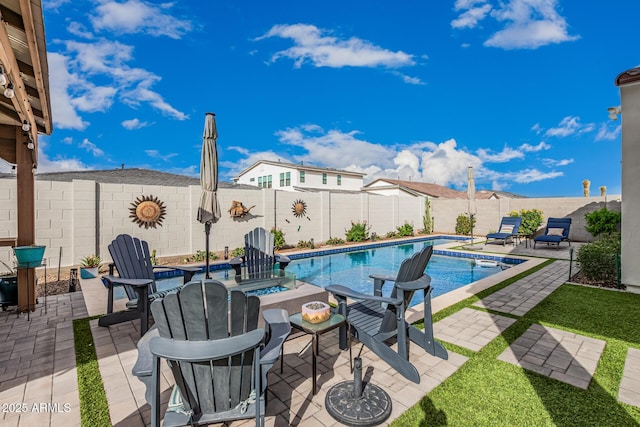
476 190 527 199
234 160 366 180
1 168 258 189
364 178 467 199
291 186 363 194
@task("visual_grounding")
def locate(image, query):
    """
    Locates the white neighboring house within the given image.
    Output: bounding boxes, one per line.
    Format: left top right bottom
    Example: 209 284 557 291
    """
363 178 467 198
233 160 365 192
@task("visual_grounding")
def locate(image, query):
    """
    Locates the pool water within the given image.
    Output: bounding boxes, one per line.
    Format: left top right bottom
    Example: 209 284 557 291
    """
290 241 508 307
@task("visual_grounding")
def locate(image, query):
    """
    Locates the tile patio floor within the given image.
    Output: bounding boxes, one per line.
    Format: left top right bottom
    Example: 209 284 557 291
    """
1 257 639 426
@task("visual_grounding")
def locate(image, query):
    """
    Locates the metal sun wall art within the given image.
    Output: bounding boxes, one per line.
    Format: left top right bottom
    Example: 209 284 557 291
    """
292 199 307 218
129 195 167 229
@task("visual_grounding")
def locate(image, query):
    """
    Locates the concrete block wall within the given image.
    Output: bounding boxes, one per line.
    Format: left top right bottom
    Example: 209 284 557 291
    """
0 175 621 269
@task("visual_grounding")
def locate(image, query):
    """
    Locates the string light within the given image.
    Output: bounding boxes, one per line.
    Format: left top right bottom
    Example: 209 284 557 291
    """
22 120 30 131
0 66 6 86
3 82 14 99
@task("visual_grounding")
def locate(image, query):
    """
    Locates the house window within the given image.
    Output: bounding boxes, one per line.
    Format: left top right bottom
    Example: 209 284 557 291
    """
322 173 327 184
285 172 291 186
249 177 255 182
280 172 285 187
337 175 342 186
300 171 305 183
258 176 263 187
267 175 272 188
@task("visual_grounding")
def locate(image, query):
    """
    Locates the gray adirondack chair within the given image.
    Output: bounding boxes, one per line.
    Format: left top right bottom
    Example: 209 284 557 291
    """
132 280 290 427
326 245 448 384
99 234 200 336
229 227 291 280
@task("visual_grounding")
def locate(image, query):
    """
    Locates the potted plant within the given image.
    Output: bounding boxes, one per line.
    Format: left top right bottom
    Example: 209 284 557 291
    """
0 260 17 309
80 255 101 279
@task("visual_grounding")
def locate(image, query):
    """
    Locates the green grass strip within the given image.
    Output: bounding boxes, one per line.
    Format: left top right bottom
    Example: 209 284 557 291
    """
73 316 111 427
394 274 640 426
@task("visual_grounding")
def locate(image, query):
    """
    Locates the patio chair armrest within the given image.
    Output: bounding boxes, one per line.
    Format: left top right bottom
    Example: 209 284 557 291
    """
260 309 291 365
149 329 265 362
132 326 159 379
369 274 396 283
152 265 200 282
326 284 403 306
101 275 154 288
369 273 396 295
395 275 432 291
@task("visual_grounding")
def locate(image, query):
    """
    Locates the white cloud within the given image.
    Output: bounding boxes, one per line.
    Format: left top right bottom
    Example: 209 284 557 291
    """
595 123 622 141
47 52 90 130
485 0 579 49
505 168 563 183
451 3 492 29
520 141 551 152
222 147 285 178
543 158 573 167
79 138 105 157
43 0 70 10
67 22 94 39
391 72 426 85
545 116 594 137
420 139 482 187
145 149 178 162
61 137 73 144
91 0 192 39
122 118 150 130
33 138 90 173
167 165 199 177
256 24 415 69
477 146 524 163
531 123 543 134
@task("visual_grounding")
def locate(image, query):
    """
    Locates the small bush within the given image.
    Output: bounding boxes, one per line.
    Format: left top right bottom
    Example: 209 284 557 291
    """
577 233 621 285
509 209 544 235
455 214 476 235
326 236 345 245
270 228 286 249
585 207 621 237
230 247 245 257
422 199 432 234
296 240 313 249
80 255 101 268
345 221 371 242
385 231 399 239
183 250 218 263
396 222 414 237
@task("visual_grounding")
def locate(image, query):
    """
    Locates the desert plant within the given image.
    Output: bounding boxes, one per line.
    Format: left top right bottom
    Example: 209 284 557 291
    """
396 222 414 237
183 250 218 263
422 198 432 234
509 209 544 235
455 214 476 235
80 255 101 268
385 230 399 238
0 260 15 276
325 236 345 245
150 249 158 265
230 247 245 257
577 233 620 285
585 207 620 237
345 221 371 242
270 228 286 250
296 240 313 249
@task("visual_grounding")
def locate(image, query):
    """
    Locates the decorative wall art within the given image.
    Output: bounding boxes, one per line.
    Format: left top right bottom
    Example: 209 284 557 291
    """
129 195 167 229
292 199 307 218
228 201 255 218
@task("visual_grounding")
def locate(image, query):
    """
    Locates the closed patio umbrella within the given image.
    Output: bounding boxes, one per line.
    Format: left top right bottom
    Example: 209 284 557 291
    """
197 113 222 278
467 166 476 243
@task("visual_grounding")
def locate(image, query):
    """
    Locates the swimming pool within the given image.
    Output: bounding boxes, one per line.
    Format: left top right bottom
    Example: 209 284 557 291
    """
289 240 519 307
112 236 524 306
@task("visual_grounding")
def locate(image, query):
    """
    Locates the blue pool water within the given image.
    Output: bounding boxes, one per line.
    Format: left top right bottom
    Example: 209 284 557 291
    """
112 236 522 306
289 240 513 307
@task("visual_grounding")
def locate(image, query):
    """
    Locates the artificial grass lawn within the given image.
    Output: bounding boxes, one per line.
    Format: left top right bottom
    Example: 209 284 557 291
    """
394 280 640 426
73 316 111 427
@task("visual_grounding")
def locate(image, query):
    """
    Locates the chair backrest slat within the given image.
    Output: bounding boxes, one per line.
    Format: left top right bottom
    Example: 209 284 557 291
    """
108 234 157 298
499 217 522 234
546 217 571 237
245 227 275 276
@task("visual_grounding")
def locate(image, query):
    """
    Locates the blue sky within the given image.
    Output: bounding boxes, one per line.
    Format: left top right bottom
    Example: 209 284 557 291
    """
8 0 637 196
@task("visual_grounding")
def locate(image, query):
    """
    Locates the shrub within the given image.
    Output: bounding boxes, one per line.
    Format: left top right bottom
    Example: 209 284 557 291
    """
345 221 371 242
585 207 621 237
230 247 245 257
385 231 399 239
325 236 345 245
577 233 621 285
455 214 476 235
183 250 218 263
396 222 414 237
270 228 286 249
296 240 313 249
80 255 101 268
422 199 432 234
509 209 544 235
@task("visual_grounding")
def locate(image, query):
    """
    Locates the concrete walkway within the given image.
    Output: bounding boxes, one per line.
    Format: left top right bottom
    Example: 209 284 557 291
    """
2 256 640 426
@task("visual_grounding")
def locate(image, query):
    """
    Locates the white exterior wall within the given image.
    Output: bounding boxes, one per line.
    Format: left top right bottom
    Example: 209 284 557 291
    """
620 82 640 293
236 162 363 191
0 176 621 270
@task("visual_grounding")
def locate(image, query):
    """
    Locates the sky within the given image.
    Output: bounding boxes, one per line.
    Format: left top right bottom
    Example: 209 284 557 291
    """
5 0 638 197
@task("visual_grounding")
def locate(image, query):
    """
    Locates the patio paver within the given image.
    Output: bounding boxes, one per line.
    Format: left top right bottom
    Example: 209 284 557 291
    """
619 347 640 407
433 307 517 351
473 260 570 316
497 324 605 389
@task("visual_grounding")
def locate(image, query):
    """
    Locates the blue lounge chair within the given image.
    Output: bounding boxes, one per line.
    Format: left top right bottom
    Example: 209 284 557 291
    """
533 217 572 249
485 217 522 246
